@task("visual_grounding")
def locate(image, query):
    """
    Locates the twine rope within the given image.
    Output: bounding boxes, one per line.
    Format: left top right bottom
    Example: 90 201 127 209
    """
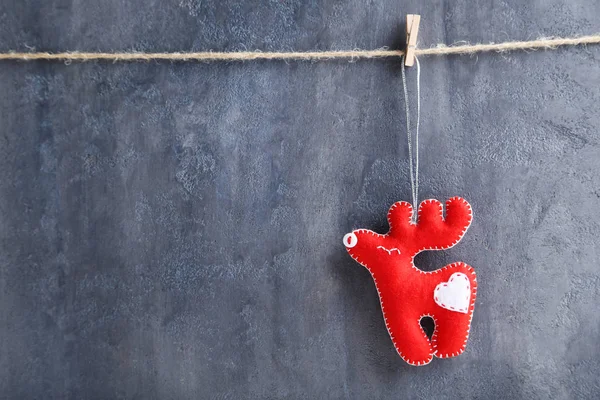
0 34 599 62
401 56 421 218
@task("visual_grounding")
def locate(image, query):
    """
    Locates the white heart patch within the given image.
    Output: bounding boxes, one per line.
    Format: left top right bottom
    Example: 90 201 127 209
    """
433 272 471 314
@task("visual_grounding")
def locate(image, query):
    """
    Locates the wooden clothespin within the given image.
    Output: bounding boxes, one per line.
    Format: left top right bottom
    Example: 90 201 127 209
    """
405 14 421 67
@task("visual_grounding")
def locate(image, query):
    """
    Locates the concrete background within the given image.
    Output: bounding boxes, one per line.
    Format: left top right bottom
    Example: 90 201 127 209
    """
1 1 599 398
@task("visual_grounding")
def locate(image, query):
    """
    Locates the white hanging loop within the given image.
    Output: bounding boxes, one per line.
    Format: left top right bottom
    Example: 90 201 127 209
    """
401 55 421 222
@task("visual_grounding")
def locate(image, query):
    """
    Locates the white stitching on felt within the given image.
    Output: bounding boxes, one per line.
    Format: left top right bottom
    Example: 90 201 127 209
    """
384 197 474 274
433 272 471 314
347 197 475 366
346 248 434 366
377 246 401 255
432 263 477 359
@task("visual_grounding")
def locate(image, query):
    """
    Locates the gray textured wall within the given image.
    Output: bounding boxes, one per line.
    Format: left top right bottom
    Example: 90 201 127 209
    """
1 1 599 399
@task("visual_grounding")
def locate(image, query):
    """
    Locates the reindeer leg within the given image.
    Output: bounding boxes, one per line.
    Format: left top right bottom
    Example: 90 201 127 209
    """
389 314 435 366
431 263 477 358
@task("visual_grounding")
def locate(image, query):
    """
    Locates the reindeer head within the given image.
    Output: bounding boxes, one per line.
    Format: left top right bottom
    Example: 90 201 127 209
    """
343 198 473 272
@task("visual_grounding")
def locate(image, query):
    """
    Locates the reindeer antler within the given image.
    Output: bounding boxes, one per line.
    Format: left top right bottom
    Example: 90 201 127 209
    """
387 197 473 256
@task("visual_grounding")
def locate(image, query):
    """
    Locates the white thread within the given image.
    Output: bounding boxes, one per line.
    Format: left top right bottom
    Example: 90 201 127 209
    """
401 56 421 220
377 245 402 255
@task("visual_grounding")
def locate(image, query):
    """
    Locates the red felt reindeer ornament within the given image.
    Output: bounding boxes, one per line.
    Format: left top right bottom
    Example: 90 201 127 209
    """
343 198 476 366
343 55 477 366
